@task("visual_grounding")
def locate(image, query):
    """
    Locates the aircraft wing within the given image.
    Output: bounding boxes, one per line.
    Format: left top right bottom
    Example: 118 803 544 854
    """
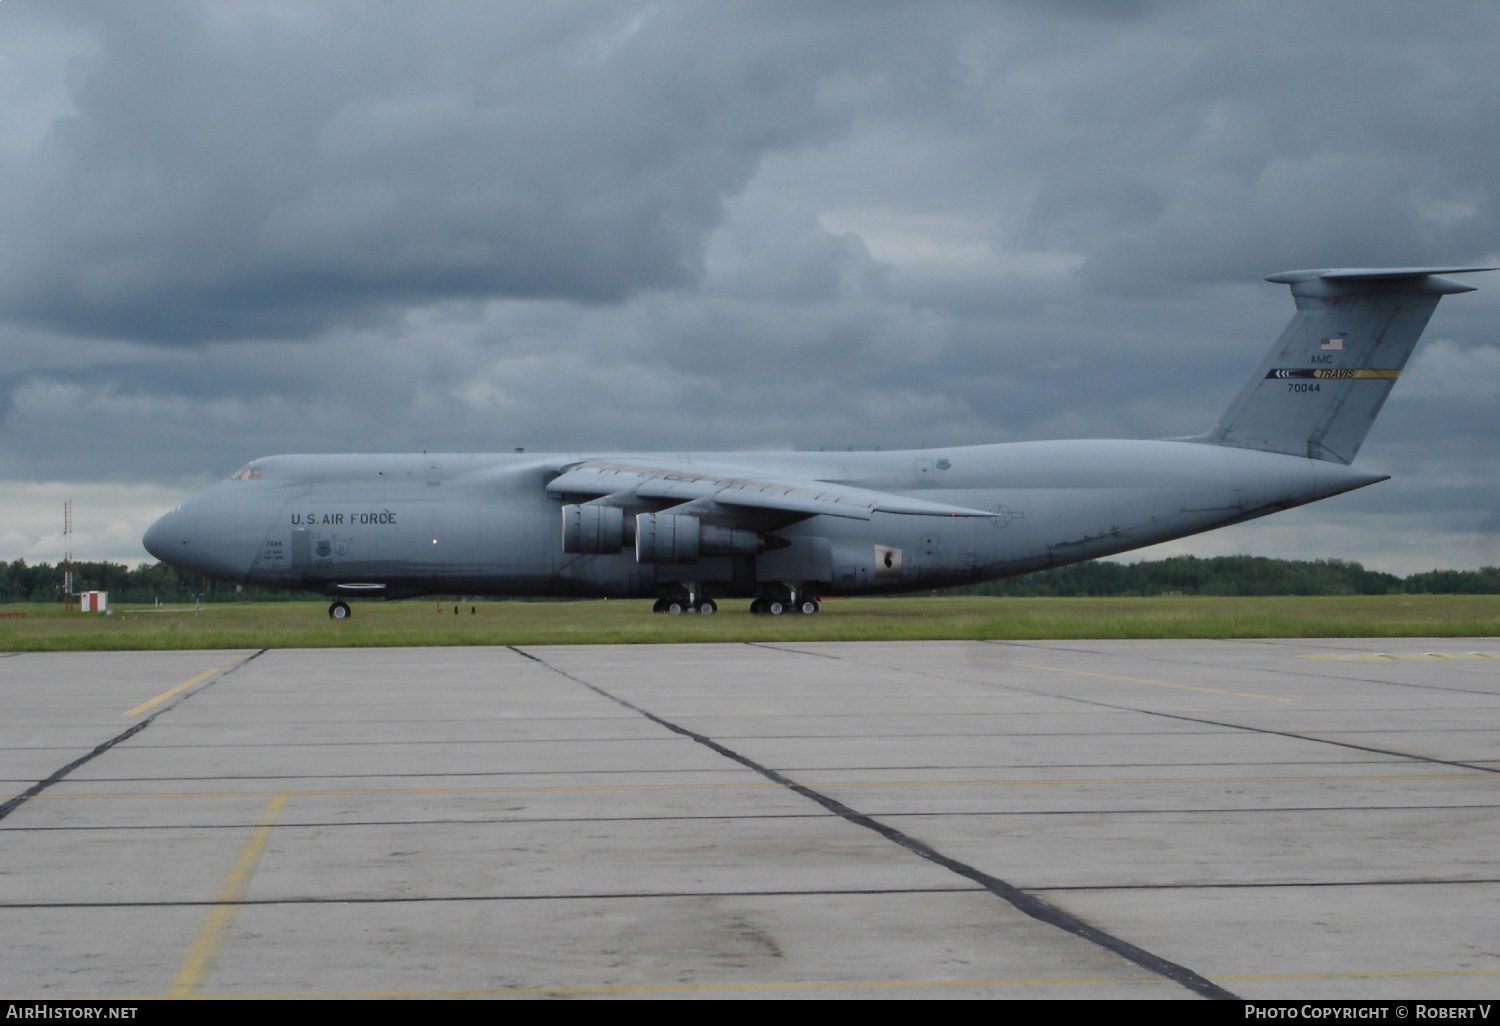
546 459 993 520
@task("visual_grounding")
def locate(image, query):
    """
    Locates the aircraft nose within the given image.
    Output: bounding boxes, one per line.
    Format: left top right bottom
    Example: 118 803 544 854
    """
143 487 269 582
142 508 176 562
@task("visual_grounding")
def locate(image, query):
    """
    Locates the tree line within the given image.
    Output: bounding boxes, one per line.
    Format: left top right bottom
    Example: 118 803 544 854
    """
1 555 1498 604
948 555 1500 597
0 560 309 604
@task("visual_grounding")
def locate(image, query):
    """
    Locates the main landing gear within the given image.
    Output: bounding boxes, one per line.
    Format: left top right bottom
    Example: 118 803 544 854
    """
652 597 718 615
328 600 351 620
651 583 818 616
749 597 819 615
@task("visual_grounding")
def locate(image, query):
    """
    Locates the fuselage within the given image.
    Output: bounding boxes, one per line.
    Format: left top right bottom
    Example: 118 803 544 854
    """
143 265 1494 608
142 439 1386 600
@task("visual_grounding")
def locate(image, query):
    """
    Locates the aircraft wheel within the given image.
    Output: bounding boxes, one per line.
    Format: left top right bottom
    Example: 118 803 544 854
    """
698 599 717 615
767 600 786 615
749 598 765 615
798 599 819 615
666 600 686 615
329 600 351 620
652 599 667 614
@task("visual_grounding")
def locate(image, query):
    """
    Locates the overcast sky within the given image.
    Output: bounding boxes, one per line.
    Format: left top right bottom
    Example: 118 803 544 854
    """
2 1 1497 574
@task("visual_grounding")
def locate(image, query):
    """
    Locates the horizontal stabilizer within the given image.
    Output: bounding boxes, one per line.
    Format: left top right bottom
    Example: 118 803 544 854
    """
1266 266 1497 295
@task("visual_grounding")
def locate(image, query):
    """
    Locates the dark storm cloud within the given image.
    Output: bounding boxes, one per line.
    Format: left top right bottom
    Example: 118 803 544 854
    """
0 2 949 343
2 0 1498 570
1004 4 1500 292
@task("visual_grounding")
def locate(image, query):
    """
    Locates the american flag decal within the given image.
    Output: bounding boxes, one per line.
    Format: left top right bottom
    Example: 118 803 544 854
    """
1321 337 1344 351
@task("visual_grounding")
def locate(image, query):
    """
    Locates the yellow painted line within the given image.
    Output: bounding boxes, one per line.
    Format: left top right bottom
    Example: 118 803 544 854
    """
26 771 1490 803
1221 967 1500 982
981 658 1294 703
125 655 245 717
103 965 1500 998
166 794 287 999
176 975 1166 998
1302 652 1499 662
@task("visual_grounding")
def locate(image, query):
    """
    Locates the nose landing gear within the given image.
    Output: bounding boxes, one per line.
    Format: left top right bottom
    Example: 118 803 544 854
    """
328 600 351 620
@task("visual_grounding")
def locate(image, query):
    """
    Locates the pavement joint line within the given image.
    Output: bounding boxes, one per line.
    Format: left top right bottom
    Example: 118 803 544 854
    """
2 813 832 833
17 769 1489 802
166 793 287 999
18 710 1153 727
11 802 1500 833
745 640 844 661
0 650 265 825
1305 736 1441 759
36 754 1435 783
757 639 1303 714
12 875 1500 912
0 885 992 910
20 725 1496 748
72 964 1500 999
1113 710 1500 777
992 639 1500 700
56 767 772 783
1302 654 1500 660
1027 877 1500 892
1303 652 1498 661
982 657 1294 702
0 714 1296 729
508 644 1238 1002
35 753 1434 786
88 737 684 749
95 976 1173 999
552 642 1500 720
973 641 1500 777
1217 967 1500 982
124 655 247 716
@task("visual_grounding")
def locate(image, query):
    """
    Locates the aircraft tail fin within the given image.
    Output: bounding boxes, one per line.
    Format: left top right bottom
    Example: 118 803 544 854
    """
1203 266 1494 463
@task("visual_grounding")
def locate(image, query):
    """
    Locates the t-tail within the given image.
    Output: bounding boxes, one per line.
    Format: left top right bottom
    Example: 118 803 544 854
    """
1204 266 1494 463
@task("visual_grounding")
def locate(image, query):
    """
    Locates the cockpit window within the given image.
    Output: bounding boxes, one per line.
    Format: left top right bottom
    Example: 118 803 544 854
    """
230 466 262 481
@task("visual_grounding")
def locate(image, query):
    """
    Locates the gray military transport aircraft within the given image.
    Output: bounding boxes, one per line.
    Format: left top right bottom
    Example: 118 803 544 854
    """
144 266 1492 619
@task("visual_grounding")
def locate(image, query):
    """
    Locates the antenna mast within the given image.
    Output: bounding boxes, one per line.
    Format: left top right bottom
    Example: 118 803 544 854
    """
63 500 74 611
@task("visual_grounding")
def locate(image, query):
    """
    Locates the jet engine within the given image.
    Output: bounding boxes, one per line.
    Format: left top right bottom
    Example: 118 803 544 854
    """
561 504 628 554
634 513 764 564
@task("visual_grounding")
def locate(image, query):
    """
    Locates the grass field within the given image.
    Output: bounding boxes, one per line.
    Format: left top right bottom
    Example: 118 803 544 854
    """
1 595 1497 651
